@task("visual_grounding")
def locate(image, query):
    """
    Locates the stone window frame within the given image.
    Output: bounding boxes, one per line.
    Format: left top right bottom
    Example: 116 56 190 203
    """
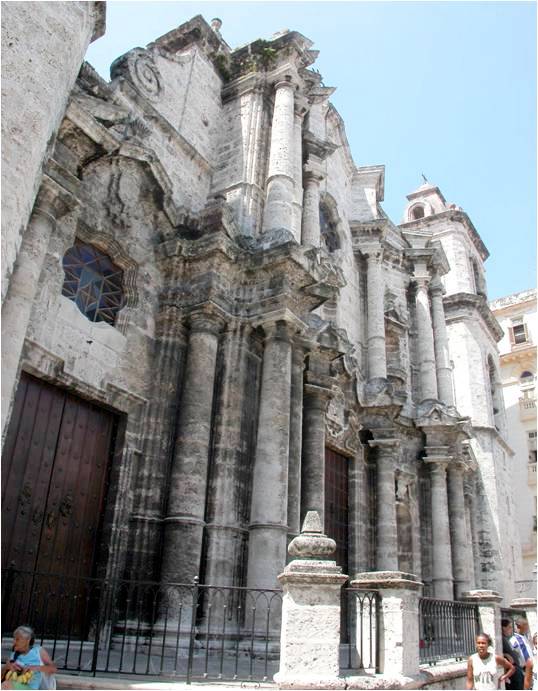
65 222 139 335
509 317 530 347
319 192 344 254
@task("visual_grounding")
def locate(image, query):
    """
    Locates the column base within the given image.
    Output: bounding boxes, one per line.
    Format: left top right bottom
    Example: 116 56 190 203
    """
258 227 297 250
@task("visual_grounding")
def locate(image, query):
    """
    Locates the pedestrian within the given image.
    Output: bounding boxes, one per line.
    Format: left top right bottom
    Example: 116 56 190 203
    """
523 633 538 690
1 625 56 690
516 619 534 656
503 618 526 689
466 632 515 690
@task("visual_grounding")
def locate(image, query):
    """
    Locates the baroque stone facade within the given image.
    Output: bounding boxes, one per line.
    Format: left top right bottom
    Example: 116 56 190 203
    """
1 10 522 606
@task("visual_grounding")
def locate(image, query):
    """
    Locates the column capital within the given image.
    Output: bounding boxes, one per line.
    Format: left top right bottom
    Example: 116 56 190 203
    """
303 166 325 184
189 308 227 336
425 458 451 474
304 383 333 408
368 437 400 453
272 76 298 92
33 174 79 222
429 277 445 297
262 318 297 344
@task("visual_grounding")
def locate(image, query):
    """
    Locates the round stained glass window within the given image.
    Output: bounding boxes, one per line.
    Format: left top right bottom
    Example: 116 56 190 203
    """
62 240 124 325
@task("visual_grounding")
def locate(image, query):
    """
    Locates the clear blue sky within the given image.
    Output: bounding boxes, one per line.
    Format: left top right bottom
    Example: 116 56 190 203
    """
86 1 536 300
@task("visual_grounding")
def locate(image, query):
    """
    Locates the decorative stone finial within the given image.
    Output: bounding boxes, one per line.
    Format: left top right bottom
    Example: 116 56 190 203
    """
287 511 336 559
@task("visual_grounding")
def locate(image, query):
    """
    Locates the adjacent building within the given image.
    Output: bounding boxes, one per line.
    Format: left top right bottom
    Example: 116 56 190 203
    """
490 289 537 588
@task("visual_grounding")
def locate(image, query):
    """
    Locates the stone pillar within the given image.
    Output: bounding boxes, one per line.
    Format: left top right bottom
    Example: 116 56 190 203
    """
426 459 454 600
275 511 347 690
204 322 252 587
370 439 399 571
262 79 296 237
430 278 454 407
247 320 293 590
447 462 472 599
366 250 387 381
414 280 438 401
161 308 224 585
301 169 324 247
464 473 480 588
1 176 75 440
301 382 332 530
461 590 503 654
291 108 305 242
351 571 422 678
287 342 305 543
128 306 188 580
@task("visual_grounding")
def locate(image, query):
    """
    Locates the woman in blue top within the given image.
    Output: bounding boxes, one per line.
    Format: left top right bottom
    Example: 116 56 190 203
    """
1 626 56 690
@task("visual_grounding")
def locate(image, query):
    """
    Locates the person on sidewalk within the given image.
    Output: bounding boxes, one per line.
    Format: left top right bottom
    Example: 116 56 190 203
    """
1 625 56 690
503 618 527 689
467 632 515 690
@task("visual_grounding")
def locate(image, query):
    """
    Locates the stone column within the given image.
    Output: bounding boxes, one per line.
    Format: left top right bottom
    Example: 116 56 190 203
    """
301 169 324 247
128 306 188 580
366 250 387 381
262 79 296 236
414 280 438 401
464 474 480 588
160 308 224 585
291 108 305 242
1 176 76 440
370 439 399 571
247 320 293 591
204 322 252 587
301 382 332 530
430 278 454 407
287 342 305 543
426 459 454 600
351 571 422 679
447 462 472 599
461 590 503 654
276 511 347 690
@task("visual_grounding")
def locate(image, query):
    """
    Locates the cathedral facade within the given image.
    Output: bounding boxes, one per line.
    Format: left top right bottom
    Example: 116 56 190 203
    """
1 8 522 617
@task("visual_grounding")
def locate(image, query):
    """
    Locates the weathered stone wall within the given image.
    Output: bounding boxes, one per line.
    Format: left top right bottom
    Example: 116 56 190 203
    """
1 1 103 302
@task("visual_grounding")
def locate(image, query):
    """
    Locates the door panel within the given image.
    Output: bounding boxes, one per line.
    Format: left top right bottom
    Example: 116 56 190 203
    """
324 447 349 573
2 373 116 636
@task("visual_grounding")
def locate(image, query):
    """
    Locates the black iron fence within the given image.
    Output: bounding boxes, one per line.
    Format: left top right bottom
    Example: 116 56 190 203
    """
341 589 380 673
1 568 282 683
501 607 527 630
419 597 480 665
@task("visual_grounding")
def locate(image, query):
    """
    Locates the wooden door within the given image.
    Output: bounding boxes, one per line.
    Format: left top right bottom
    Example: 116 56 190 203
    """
2 372 116 635
325 447 349 641
324 447 349 573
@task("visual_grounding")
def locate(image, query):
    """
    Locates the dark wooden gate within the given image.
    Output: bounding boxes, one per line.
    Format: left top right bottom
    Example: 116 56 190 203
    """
2 372 116 635
325 447 350 641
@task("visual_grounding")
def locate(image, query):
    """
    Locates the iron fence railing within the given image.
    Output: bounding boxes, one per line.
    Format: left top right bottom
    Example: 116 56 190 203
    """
1 567 282 683
501 606 527 630
419 597 480 665
342 589 380 674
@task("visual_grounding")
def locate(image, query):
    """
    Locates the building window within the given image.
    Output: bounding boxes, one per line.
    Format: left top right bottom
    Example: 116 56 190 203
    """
320 205 340 252
412 205 425 220
510 319 529 346
62 240 124 326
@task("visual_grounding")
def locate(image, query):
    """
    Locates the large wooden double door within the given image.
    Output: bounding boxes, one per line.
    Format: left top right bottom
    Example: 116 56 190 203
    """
2 373 116 634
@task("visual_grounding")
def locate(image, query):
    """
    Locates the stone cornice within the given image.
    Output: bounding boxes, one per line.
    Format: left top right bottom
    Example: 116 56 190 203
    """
399 209 489 261
499 345 537 365
490 288 536 313
443 293 504 342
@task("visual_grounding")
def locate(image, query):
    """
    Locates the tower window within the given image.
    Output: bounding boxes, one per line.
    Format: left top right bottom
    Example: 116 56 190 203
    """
62 240 124 326
412 205 425 220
